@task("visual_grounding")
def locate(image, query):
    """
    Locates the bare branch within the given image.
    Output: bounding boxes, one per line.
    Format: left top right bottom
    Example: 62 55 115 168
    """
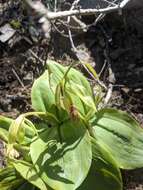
104 84 113 105
25 0 131 21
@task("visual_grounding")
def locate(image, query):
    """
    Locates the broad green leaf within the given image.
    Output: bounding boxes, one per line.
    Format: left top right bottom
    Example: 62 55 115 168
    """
92 108 143 169
31 70 55 112
77 162 122 190
47 60 95 116
91 138 122 182
77 138 122 190
66 81 96 112
31 60 95 118
47 60 66 82
13 160 48 190
30 120 92 190
46 60 92 95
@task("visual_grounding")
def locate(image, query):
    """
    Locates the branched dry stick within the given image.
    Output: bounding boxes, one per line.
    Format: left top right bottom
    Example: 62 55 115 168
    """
65 0 107 89
25 0 131 91
25 0 131 20
67 0 87 31
93 0 119 26
67 17 107 89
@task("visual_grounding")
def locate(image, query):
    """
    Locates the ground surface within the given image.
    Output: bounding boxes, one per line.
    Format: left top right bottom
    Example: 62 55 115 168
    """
0 2 143 190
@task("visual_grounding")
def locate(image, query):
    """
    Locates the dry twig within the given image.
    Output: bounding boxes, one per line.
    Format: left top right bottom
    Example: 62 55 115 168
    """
12 68 25 88
25 0 131 20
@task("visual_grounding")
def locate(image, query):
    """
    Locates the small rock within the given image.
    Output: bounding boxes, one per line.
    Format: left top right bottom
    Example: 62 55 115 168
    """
134 88 142 92
0 23 16 43
23 72 33 84
121 87 130 93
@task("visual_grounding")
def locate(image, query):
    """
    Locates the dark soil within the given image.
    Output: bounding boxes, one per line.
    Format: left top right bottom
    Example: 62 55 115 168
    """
84 9 143 190
84 9 143 128
0 2 143 190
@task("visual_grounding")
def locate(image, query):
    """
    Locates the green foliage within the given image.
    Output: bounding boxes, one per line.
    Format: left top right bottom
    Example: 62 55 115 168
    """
0 60 143 190
30 120 92 190
92 108 143 169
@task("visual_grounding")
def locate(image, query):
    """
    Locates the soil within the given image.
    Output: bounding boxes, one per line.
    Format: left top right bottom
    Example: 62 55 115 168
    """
85 8 143 126
0 2 143 190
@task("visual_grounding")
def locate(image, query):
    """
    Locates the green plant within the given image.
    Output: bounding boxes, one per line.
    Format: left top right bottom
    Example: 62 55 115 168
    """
1 60 143 190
